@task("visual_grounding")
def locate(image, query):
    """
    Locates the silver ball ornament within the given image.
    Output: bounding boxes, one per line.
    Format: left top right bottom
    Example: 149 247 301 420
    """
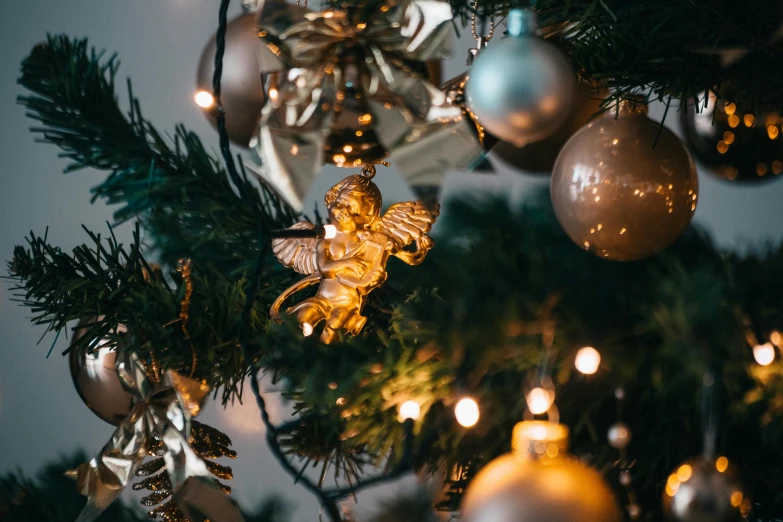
465 9 575 147
663 458 746 522
551 97 698 261
69 323 135 426
607 422 632 449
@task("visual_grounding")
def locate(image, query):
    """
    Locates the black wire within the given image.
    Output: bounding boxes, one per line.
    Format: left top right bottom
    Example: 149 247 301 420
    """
212 0 246 202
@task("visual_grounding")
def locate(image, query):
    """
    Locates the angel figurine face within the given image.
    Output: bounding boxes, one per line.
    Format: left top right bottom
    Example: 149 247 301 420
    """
271 163 439 344
325 173 381 232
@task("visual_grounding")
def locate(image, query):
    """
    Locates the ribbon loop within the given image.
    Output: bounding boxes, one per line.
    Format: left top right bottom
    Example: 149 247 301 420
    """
69 353 225 522
254 0 481 209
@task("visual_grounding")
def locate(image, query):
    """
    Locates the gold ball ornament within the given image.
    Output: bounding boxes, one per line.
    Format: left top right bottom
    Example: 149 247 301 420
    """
69 324 135 426
551 97 698 261
462 421 621 522
196 13 267 147
663 457 748 521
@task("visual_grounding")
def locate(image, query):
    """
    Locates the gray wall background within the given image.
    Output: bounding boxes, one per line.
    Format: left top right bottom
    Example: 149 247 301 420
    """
1 1 782 520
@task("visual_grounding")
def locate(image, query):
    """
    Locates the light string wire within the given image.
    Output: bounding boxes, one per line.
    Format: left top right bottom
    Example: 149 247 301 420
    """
209 2 424 520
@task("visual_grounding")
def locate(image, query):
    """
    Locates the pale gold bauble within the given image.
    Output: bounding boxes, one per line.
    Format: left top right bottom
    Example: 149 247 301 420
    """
663 457 747 522
551 97 698 261
462 421 620 522
196 13 267 147
462 454 621 522
69 323 134 426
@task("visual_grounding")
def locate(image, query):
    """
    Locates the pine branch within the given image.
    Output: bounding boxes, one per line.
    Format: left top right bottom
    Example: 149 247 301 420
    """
534 0 783 112
7 224 274 401
17 35 298 276
7 223 165 353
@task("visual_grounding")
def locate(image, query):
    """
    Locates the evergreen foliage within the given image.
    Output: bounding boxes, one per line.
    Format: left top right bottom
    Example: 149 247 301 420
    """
9 31 783 522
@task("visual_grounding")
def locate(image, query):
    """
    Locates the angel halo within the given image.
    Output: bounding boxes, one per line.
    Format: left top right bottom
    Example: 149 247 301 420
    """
271 162 440 344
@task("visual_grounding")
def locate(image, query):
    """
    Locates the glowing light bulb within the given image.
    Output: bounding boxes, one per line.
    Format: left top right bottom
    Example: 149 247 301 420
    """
574 346 601 375
771 330 782 347
716 456 729 473
676 464 692 482
323 224 337 239
454 397 479 427
302 323 314 337
194 90 215 109
399 400 420 421
753 342 775 366
527 387 553 415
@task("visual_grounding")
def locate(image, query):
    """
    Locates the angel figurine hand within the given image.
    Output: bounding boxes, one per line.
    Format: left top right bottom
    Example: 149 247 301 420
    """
270 163 439 344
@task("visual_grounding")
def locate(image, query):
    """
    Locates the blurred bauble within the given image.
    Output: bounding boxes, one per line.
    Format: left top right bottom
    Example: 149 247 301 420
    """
607 422 632 449
69 322 135 426
462 421 620 522
465 9 575 147
491 81 603 173
196 13 267 147
551 97 698 261
663 457 747 521
680 91 783 183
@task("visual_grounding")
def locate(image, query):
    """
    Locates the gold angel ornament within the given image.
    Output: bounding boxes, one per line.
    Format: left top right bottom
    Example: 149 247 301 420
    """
271 163 439 344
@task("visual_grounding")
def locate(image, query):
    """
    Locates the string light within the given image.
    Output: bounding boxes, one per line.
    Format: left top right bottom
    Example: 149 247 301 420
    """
194 90 215 109
574 346 601 375
526 387 553 415
302 323 314 337
771 330 782 347
399 400 421 421
454 397 480 427
753 342 775 366
323 224 337 239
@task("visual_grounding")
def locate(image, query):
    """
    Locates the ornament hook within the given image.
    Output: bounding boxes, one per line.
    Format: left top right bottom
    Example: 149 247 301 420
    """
360 160 390 179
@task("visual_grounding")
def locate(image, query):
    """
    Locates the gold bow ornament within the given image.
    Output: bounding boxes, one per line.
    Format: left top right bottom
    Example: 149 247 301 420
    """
68 353 244 522
254 0 483 208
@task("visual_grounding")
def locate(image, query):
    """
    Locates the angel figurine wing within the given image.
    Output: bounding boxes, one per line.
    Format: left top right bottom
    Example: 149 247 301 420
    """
375 201 440 249
272 222 319 275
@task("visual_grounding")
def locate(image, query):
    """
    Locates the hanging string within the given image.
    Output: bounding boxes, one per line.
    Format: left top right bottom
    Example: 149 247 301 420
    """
470 0 495 44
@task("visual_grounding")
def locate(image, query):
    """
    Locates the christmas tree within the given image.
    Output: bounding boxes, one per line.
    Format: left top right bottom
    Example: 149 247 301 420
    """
4 0 783 521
